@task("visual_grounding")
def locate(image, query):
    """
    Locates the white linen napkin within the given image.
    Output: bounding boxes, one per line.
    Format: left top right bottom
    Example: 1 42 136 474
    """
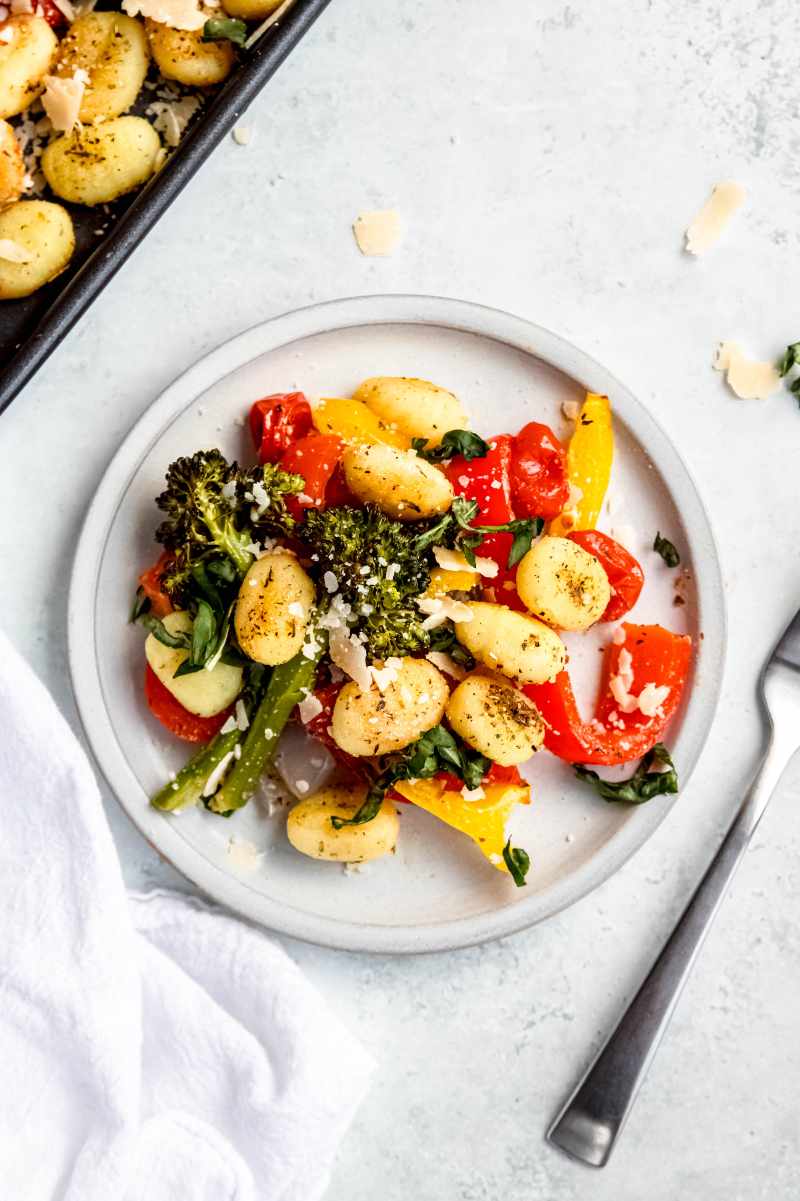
0 628 374 1201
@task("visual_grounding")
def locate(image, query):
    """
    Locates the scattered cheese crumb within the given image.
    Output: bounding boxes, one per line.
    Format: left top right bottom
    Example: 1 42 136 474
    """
343 861 371 876
418 595 474 630
461 785 485 802
235 698 249 732
219 714 238 734
329 625 371 690
425 650 467 680
0 239 32 264
41 72 88 134
433 545 497 578
637 682 671 718
122 0 207 30
202 751 235 797
232 124 252 146
611 625 627 646
323 570 338 593
295 779 309 794
385 562 400 581
227 837 262 871
298 693 324 724
287 601 305 618
352 209 402 256
713 341 781 400
685 182 745 255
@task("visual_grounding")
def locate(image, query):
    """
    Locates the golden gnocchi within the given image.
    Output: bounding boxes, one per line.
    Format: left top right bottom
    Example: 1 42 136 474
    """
446 673 545 766
331 657 450 756
354 376 467 447
0 118 24 205
516 535 611 631
234 550 316 666
54 12 149 123
287 785 400 863
0 15 58 120
342 442 454 522
0 200 74 300
453 601 566 685
144 611 243 717
146 19 234 88
42 115 161 206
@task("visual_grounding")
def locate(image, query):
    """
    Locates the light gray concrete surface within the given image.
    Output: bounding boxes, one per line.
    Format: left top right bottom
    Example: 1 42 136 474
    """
2 1 800 1196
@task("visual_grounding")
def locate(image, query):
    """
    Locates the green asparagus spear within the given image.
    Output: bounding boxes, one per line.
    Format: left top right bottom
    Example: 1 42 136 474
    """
208 637 325 814
151 727 242 812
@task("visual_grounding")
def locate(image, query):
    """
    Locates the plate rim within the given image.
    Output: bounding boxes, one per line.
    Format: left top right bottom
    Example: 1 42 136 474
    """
68 293 726 954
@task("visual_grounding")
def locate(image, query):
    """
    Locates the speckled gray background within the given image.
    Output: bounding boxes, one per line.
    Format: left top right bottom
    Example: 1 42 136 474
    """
2 1 800 1197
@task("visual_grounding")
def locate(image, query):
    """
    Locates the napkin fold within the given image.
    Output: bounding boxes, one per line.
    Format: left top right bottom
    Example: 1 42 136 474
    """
0 629 373 1201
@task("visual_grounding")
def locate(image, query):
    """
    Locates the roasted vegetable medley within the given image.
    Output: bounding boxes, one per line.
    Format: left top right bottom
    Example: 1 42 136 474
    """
133 377 692 882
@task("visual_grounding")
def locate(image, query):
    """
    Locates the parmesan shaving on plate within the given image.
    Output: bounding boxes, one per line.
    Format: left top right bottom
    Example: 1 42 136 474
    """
425 650 467 681
297 693 323 724
432 545 498 578
713 341 781 400
122 0 207 30
41 72 88 134
0 238 32 264
352 209 402 257
608 645 670 717
226 837 262 871
685 182 745 255
417 596 474 631
232 125 252 146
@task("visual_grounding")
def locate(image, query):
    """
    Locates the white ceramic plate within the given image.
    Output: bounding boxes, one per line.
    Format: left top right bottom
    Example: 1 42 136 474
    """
69 295 725 953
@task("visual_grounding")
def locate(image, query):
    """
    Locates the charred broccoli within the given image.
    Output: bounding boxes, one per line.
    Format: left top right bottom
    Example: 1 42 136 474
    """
155 450 303 604
299 505 431 659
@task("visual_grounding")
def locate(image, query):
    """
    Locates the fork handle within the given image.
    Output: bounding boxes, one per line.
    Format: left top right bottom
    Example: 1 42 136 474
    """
547 737 787 1168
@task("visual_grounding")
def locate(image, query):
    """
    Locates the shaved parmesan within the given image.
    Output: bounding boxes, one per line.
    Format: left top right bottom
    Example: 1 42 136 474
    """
418 595 474 630
122 0 206 30
329 626 371 691
432 545 497 578
608 646 670 717
713 341 780 400
637 682 671 718
0 239 32 264
202 750 235 797
226 837 262 870
461 785 485 801
232 125 252 146
369 657 403 692
425 650 467 681
298 693 323 724
352 209 402 257
41 73 86 133
685 182 745 255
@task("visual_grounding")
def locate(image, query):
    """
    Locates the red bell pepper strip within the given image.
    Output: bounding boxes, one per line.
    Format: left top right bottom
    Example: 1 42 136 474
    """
567 530 644 622
526 623 691 765
434 761 525 794
510 421 569 521
444 434 528 604
279 434 347 521
138 551 174 619
144 666 232 744
248 392 313 463
38 0 68 26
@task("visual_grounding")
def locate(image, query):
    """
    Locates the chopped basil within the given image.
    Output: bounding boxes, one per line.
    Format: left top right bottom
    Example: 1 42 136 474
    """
574 742 678 804
777 342 800 405
130 586 151 622
330 724 489 829
411 430 490 463
202 17 247 45
502 839 531 887
427 621 476 670
137 612 191 650
653 531 680 567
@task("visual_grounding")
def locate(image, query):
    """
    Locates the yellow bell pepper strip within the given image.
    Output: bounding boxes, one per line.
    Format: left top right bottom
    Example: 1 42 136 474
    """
549 392 613 535
312 397 410 449
393 778 530 875
424 566 480 599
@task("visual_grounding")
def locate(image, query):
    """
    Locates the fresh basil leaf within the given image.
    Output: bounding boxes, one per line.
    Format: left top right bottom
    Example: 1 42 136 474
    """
130 586 151 622
192 599 218 662
778 341 800 377
502 839 531 887
574 742 678 804
653 531 680 567
330 778 387 829
138 613 191 650
202 16 247 44
427 622 476 670
462 752 490 790
412 430 490 463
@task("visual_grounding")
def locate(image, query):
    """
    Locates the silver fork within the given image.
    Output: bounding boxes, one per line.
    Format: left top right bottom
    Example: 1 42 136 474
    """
547 609 800 1168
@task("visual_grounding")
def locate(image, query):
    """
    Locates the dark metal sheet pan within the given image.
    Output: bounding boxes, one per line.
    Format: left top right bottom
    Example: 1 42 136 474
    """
0 0 332 414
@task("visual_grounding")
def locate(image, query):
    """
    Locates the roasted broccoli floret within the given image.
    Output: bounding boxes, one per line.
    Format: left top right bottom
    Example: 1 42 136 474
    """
155 451 304 604
299 505 431 659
